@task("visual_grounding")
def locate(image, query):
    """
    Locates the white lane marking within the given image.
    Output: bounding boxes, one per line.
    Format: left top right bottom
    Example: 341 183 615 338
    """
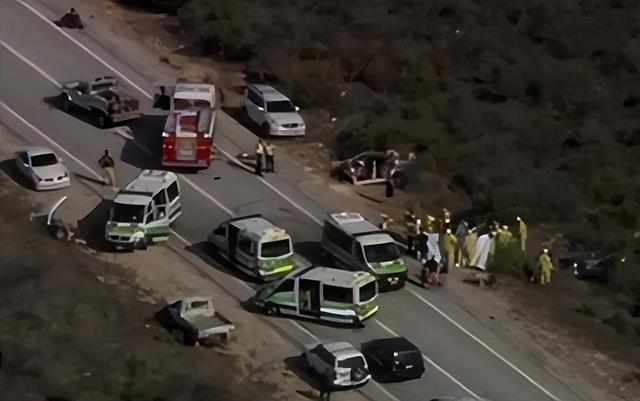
373 318 481 399
9 6 561 400
1 39 61 87
16 0 153 100
0 100 103 181
179 175 234 216
216 147 323 225
406 288 561 401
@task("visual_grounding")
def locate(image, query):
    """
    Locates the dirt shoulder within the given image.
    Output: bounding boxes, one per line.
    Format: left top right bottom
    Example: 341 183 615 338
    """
0 123 369 401
36 2 640 401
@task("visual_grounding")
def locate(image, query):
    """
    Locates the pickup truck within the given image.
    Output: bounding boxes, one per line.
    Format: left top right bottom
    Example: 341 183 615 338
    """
159 296 235 346
58 76 140 128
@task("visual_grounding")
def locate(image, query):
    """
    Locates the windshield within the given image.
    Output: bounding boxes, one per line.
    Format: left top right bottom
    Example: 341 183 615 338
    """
359 281 377 303
266 100 296 113
338 356 365 369
111 203 146 224
260 239 291 258
174 98 212 109
30 153 58 167
363 243 400 263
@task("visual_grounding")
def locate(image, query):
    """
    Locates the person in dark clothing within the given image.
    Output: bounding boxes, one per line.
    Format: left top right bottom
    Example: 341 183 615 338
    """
416 229 429 264
98 149 116 190
425 257 440 286
54 8 84 29
385 179 394 198
255 141 265 176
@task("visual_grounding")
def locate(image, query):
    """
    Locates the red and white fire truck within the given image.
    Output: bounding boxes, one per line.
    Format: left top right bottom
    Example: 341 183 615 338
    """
156 83 217 168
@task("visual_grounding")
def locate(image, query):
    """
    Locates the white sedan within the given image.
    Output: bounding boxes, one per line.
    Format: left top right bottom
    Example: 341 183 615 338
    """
14 147 70 190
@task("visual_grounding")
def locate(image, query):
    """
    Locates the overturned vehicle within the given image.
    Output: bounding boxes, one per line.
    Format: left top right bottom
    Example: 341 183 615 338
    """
58 76 140 128
331 150 413 188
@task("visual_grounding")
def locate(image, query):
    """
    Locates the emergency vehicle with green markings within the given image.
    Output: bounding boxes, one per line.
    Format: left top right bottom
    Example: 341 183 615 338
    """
207 214 311 281
253 266 379 326
105 170 182 250
321 212 407 291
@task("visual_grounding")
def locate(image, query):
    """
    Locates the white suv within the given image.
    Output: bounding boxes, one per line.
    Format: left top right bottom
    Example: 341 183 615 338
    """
303 341 370 388
244 84 306 136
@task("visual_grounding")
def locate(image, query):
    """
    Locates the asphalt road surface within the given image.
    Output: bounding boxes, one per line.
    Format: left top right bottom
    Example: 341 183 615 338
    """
0 2 587 401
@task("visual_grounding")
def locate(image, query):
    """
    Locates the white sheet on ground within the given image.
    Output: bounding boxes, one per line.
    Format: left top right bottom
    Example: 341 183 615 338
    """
470 233 492 270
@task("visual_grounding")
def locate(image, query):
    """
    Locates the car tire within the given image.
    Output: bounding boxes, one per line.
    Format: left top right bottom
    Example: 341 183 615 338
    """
96 112 112 129
265 305 279 316
135 236 149 250
59 94 71 112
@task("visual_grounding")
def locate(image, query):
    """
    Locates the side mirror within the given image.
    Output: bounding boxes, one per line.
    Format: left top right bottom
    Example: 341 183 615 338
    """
295 106 300 112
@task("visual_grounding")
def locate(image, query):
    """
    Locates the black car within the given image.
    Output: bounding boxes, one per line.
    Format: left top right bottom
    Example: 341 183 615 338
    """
361 337 424 382
559 252 625 282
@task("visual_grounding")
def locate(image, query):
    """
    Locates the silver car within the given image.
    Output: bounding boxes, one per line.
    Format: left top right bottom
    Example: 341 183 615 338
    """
14 147 70 190
244 84 305 136
303 341 370 388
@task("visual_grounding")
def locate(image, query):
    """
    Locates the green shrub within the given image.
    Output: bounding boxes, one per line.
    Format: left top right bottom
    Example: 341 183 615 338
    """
491 233 526 277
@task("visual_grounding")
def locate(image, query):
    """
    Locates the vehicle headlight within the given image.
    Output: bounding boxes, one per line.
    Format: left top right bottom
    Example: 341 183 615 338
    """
573 262 578 268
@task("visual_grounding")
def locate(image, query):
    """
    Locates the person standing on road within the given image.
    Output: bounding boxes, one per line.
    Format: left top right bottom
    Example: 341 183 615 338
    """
255 140 265 176
98 149 116 190
404 211 418 255
265 141 275 173
539 248 554 285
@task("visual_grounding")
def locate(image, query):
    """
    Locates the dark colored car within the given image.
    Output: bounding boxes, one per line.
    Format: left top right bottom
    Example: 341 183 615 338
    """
559 252 626 282
361 337 424 382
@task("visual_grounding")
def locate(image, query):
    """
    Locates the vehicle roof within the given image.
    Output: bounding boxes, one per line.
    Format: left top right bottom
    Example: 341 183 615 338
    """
357 233 395 246
322 341 362 358
248 84 290 102
328 212 381 235
365 337 418 353
113 193 151 206
231 216 289 243
300 267 375 288
174 83 216 102
125 169 178 194
22 147 55 157
164 108 214 133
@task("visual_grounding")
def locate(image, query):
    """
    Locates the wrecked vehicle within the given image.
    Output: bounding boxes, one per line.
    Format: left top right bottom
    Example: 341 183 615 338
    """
331 150 412 188
58 76 140 128
158 296 235 346
559 252 626 282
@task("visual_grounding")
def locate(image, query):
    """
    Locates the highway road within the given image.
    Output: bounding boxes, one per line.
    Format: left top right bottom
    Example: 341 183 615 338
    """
0 1 587 401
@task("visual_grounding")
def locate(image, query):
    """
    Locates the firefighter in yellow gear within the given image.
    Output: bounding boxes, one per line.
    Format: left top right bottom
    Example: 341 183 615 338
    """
516 216 527 252
464 227 478 263
496 225 514 249
442 228 457 270
539 248 554 285
442 208 451 230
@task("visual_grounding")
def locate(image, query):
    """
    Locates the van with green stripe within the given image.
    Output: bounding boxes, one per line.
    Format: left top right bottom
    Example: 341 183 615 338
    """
254 266 379 326
106 170 181 250
208 214 311 281
321 212 407 291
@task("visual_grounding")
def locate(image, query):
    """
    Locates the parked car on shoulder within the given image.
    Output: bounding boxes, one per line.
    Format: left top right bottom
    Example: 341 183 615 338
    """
361 337 424 382
14 147 70 191
303 341 370 389
331 150 412 188
244 84 305 136
559 252 626 282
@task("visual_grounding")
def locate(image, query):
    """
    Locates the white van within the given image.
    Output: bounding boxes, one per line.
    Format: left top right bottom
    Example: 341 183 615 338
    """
322 212 407 291
105 170 181 250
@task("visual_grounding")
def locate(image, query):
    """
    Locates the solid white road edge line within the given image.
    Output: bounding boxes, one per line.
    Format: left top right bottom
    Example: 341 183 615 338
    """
11 4 563 400
373 318 481 399
16 0 153 100
406 288 561 401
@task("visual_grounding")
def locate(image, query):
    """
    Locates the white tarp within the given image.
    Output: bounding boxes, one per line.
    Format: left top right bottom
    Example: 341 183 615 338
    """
470 233 493 271
427 233 442 263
